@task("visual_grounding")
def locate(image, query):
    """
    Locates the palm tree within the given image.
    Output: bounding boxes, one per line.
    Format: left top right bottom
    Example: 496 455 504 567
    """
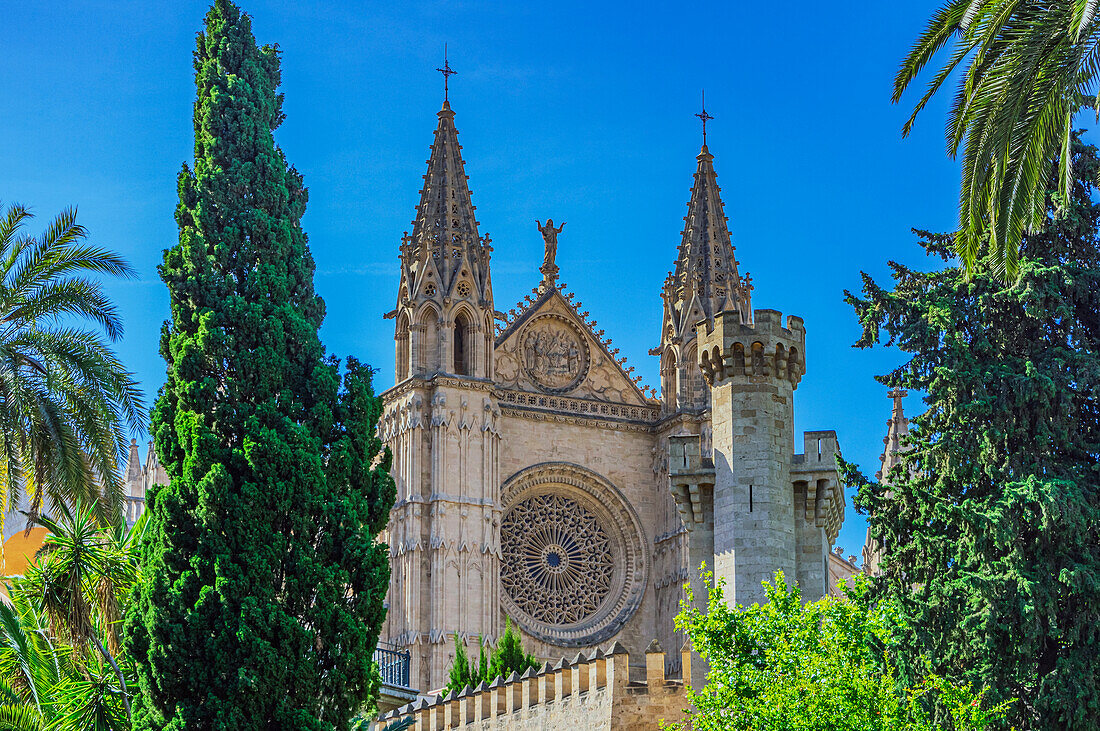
0 504 145 731
21 502 144 723
0 203 144 532
894 1 1100 279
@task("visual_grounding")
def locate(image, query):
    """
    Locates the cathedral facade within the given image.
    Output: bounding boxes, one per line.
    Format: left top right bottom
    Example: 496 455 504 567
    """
377 99 846 692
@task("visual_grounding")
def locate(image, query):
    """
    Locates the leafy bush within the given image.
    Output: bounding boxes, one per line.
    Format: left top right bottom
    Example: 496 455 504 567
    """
670 573 1011 731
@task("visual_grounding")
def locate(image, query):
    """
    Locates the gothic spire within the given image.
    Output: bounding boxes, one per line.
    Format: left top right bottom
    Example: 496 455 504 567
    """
398 100 493 307
876 388 911 481
863 389 912 575
663 143 751 341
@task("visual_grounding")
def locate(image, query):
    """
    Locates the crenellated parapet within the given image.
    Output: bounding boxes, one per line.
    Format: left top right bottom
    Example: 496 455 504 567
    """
697 309 805 388
791 430 844 544
370 640 690 730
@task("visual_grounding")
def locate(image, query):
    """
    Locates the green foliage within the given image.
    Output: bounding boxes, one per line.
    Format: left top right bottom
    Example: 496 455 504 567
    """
0 202 144 528
670 572 1010 731
0 503 147 731
894 1 1100 279
844 137 1100 728
122 2 395 729
443 620 538 693
486 620 539 686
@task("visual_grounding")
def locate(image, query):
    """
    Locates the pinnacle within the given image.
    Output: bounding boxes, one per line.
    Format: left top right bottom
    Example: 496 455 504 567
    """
662 142 750 341
398 101 493 308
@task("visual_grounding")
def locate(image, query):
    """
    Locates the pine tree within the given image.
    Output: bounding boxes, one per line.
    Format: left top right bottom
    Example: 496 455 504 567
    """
444 622 538 693
123 2 395 729
844 137 1100 729
446 634 475 693
486 620 539 682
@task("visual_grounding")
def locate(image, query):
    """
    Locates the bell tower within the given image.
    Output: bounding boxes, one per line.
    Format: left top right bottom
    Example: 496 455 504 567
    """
664 119 844 611
380 90 501 692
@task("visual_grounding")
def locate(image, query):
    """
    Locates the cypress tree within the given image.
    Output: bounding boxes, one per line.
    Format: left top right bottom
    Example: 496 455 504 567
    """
123 2 395 729
844 137 1100 728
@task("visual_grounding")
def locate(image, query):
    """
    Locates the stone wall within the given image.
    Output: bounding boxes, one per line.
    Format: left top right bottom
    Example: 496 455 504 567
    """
371 641 690 731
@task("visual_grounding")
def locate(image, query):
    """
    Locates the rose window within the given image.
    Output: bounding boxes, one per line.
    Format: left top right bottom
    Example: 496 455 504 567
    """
501 494 614 626
499 465 648 647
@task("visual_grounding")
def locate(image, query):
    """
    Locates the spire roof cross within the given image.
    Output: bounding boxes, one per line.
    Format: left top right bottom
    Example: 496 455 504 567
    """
437 44 457 102
695 90 714 146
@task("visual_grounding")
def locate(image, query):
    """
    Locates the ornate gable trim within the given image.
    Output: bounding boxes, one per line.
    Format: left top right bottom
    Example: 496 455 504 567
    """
495 283 656 406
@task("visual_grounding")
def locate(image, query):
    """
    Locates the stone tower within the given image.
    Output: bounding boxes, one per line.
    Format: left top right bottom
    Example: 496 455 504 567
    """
651 141 755 672
666 147 843 608
379 99 502 691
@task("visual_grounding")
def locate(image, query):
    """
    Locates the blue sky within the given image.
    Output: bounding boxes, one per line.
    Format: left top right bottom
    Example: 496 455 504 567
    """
4 1 966 561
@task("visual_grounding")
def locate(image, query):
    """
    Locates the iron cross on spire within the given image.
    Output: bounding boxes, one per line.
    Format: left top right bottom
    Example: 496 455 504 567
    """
695 90 714 146
437 44 457 102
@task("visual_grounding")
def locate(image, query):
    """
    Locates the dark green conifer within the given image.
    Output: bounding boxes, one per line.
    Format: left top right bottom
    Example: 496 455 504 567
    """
123 2 395 729
844 137 1100 729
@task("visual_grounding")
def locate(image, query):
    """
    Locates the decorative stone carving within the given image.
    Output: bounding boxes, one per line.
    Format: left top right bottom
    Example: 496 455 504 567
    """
499 463 648 647
501 494 613 625
520 315 589 394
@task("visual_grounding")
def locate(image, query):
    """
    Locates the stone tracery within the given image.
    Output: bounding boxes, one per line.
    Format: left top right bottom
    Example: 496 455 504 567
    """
500 494 613 625
498 463 649 647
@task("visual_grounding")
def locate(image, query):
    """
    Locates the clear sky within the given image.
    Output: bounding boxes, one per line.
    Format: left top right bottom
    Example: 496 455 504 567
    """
4 0 967 562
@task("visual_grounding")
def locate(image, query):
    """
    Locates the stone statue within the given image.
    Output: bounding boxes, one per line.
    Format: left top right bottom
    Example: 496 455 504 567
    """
536 218 565 271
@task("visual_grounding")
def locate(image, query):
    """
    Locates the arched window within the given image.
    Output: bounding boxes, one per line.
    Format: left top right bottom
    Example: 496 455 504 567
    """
661 351 678 411
395 313 410 382
417 308 439 373
683 344 707 409
453 311 473 376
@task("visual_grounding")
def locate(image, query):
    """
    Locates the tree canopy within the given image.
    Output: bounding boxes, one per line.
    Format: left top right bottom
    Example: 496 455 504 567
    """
123 2 395 729
844 137 1100 728
895 1 1100 279
671 573 1009 731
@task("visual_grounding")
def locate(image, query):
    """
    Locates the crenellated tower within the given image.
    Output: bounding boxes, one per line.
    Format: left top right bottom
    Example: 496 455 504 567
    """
380 98 502 692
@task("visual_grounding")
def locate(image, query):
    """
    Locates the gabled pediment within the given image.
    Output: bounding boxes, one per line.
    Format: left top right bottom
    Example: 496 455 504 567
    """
495 287 648 406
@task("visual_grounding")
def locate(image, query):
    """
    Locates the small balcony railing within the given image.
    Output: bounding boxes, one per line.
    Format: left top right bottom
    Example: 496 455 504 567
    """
374 642 411 689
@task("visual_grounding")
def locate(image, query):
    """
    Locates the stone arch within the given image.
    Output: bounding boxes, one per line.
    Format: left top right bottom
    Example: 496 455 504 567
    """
751 341 766 376
661 349 679 411
416 304 440 373
731 342 746 376
682 342 706 409
451 304 477 376
395 312 410 382
787 346 800 383
498 462 649 647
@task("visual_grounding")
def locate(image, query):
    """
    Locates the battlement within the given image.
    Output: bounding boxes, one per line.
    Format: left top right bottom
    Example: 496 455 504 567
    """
696 309 805 388
668 434 715 529
371 641 690 730
791 430 844 543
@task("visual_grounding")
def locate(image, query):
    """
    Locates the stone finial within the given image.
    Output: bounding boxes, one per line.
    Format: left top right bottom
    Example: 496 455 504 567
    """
680 639 694 685
645 638 666 688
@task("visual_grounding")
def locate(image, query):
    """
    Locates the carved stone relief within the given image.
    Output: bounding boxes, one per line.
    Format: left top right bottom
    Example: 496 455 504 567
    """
520 315 589 393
